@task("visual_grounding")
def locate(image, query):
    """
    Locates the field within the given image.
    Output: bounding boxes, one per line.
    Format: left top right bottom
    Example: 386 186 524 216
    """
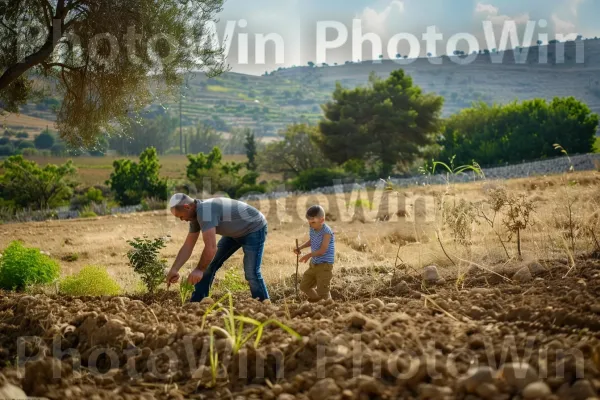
1 170 600 398
0 112 56 138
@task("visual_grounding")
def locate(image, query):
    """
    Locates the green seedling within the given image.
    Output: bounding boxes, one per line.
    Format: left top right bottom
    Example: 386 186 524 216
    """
201 292 302 354
179 280 194 305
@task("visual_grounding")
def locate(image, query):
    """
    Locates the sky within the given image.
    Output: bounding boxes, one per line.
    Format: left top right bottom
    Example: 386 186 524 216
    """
210 0 600 75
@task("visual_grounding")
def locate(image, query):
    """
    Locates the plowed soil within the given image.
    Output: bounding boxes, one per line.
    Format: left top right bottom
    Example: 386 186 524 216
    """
1 254 600 399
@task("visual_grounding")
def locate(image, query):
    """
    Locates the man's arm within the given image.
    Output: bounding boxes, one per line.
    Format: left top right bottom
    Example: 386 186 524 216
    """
195 227 218 272
170 231 199 272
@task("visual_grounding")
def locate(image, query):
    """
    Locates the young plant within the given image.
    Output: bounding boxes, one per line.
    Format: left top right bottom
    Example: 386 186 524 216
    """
179 280 195 305
477 188 511 259
502 193 535 258
208 328 219 387
201 292 302 355
126 236 167 293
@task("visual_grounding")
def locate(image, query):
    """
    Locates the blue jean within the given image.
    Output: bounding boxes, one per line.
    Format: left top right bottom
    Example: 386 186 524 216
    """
190 225 269 302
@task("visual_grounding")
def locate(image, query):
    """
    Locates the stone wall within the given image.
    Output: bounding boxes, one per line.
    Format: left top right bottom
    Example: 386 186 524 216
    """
240 153 600 201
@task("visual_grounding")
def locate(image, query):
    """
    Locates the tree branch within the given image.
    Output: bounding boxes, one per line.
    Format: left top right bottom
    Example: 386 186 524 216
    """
0 36 56 92
42 62 81 71
37 0 54 30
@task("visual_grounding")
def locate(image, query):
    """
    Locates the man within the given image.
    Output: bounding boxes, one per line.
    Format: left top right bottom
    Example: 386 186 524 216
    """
165 193 269 302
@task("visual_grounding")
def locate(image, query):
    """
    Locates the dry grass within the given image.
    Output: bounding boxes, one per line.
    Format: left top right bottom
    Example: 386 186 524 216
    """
0 170 599 293
0 112 55 137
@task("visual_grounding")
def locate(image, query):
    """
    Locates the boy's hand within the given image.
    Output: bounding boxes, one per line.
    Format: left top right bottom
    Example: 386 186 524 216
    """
299 253 311 263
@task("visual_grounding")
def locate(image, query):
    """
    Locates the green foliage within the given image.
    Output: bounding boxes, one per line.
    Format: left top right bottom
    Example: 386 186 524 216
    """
0 155 77 209
257 123 331 178
34 131 55 150
0 241 61 291
0 0 226 146
213 268 249 293
244 129 258 171
126 236 167 294
109 115 177 156
186 147 263 198
179 280 195 305
319 69 444 176
79 210 98 218
594 136 600 153
438 97 599 166
292 167 349 191
107 147 168 206
59 266 121 296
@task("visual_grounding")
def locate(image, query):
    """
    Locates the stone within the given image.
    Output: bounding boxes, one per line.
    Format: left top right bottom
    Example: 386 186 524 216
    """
522 381 552 399
513 267 533 283
366 298 385 309
527 262 546 276
590 304 600 313
459 366 495 393
308 378 341 400
475 382 498 399
498 362 538 390
570 380 596 400
423 265 441 283
394 281 411 295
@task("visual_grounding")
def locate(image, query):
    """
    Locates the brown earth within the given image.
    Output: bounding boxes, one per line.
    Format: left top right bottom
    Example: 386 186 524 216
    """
1 253 599 399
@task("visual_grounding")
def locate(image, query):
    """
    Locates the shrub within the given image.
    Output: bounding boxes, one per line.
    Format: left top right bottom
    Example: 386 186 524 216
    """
0 241 61 291
60 266 121 296
291 167 349 191
126 236 167 293
79 210 98 218
107 147 168 206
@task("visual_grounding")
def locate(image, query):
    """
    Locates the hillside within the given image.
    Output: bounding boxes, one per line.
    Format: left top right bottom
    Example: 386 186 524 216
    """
6 38 600 138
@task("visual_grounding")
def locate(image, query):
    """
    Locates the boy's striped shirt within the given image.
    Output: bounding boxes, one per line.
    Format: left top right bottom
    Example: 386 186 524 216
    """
309 224 335 264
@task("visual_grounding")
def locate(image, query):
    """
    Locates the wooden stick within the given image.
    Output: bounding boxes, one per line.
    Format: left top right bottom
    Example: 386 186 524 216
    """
295 239 299 299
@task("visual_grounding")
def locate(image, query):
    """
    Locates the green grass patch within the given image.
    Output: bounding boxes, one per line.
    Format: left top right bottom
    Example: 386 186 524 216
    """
594 136 600 153
60 266 121 296
206 85 230 93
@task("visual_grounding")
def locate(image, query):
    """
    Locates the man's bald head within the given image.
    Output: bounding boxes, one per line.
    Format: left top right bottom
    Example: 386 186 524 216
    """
169 193 195 210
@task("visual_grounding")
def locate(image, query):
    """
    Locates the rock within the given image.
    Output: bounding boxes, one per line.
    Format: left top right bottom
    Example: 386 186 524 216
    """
468 306 486 319
458 366 495 393
277 394 296 400
527 262 546 276
513 267 533 283
475 383 498 399
423 265 441 283
200 297 215 305
366 298 385 309
348 313 367 329
308 378 340 400
418 383 453 398
590 304 600 313
522 381 552 399
570 380 596 400
0 375 27 400
394 281 410 295
498 362 538 390
470 288 494 295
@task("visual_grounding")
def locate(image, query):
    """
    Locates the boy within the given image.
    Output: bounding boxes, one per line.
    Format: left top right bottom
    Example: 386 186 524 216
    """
294 205 335 302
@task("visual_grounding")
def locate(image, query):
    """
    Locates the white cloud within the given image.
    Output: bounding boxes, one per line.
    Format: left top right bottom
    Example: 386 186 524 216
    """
489 12 530 25
475 2 499 15
569 0 585 16
552 13 576 34
474 2 530 25
357 0 404 34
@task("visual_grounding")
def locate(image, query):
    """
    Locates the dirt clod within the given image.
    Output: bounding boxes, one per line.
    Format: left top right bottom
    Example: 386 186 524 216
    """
522 381 552 399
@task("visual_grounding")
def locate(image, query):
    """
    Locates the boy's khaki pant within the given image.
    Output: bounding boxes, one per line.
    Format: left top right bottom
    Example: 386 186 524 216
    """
300 262 333 301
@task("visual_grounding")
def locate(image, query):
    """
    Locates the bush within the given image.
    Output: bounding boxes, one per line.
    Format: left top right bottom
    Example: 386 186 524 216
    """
0 143 15 156
126 236 167 293
0 241 61 291
292 167 349 191
107 147 168 206
60 266 121 296
17 140 34 149
235 184 267 199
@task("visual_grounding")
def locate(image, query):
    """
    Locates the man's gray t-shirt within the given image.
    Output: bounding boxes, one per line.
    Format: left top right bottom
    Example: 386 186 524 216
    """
189 198 267 238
